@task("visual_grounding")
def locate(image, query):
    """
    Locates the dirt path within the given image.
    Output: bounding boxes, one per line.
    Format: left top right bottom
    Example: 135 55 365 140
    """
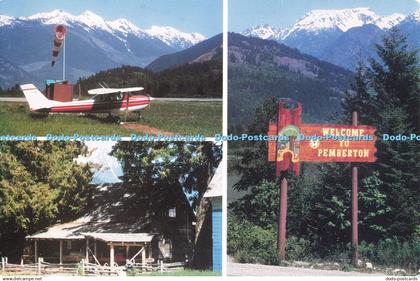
227 261 385 276
122 123 176 136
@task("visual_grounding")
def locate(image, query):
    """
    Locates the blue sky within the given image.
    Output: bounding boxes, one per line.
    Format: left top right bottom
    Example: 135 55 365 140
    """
229 0 420 32
0 0 222 36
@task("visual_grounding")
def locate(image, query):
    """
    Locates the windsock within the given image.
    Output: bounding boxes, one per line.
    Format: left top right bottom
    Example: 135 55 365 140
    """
51 25 66 67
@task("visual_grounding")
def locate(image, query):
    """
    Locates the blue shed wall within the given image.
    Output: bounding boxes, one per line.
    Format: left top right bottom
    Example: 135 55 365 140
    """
212 197 222 272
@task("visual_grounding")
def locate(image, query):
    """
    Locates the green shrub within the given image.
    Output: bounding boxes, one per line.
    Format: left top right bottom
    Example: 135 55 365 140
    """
359 237 420 270
358 240 376 261
228 215 280 265
376 237 420 269
228 215 315 264
285 236 314 261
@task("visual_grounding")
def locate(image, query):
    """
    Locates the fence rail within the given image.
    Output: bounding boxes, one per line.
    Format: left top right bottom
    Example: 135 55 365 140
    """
83 262 120 276
1 256 183 276
129 261 185 273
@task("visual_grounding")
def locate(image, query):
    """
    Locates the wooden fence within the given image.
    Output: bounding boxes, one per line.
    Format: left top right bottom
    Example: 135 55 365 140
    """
128 261 185 274
1 257 183 276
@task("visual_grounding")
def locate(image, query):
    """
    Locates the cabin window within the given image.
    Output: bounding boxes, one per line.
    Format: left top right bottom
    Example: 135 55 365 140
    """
168 207 176 218
109 93 123 101
66 241 72 250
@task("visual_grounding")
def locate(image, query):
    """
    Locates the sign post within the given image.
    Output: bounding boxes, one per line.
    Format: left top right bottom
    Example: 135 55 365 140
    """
270 99 302 258
278 173 288 258
268 99 376 264
352 111 359 266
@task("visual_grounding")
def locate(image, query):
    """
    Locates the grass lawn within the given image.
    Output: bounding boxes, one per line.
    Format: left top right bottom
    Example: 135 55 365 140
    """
128 269 221 276
141 100 222 136
0 101 221 136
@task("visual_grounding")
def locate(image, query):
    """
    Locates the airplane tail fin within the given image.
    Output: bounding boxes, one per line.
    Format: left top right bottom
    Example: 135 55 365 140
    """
20 84 61 111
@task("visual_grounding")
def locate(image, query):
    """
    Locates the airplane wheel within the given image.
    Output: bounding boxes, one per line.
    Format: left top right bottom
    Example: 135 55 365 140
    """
115 116 122 124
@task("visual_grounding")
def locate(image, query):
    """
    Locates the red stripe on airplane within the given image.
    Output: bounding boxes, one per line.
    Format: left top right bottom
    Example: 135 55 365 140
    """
49 101 150 112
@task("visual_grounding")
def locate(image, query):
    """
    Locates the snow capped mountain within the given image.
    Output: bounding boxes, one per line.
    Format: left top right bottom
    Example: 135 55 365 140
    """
2 9 206 48
243 8 411 40
402 9 420 22
287 7 378 34
25 9 75 25
108 18 144 36
75 10 114 33
374 13 405 29
240 8 418 70
0 15 14 27
242 24 287 40
145 26 206 49
0 9 209 88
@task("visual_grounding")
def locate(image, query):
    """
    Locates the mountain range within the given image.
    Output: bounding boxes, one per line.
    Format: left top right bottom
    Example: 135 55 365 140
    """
228 33 354 129
0 10 207 88
146 33 222 72
242 8 419 70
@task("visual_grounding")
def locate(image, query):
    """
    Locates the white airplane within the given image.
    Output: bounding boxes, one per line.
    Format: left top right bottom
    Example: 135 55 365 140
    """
20 84 153 123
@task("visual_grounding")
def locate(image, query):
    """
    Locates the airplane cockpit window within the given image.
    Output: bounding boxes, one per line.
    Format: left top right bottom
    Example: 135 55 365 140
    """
93 95 104 101
93 93 124 102
109 93 123 101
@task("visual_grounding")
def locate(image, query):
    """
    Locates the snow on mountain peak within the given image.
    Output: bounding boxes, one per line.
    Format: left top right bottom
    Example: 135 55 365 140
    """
26 9 75 25
145 26 206 47
243 24 287 40
76 10 112 32
243 8 411 41
405 9 420 21
1 10 206 48
0 15 14 27
290 7 379 33
414 9 420 21
374 13 406 29
108 18 144 36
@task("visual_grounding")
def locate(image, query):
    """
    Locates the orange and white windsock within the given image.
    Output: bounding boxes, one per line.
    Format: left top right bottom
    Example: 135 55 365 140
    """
51 25 66 67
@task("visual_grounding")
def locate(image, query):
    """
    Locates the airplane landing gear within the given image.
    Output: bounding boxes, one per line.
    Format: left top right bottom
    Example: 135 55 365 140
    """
106 114 121 124
136 112 142 121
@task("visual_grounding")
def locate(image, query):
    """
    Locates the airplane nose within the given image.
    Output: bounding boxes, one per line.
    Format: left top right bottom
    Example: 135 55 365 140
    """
149 96 155 101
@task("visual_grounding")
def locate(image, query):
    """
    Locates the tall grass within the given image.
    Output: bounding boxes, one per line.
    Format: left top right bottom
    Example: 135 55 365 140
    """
0 101 221 136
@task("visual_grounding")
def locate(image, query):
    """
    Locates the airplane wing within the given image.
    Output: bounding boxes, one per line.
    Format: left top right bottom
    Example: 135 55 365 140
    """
88 87 144 95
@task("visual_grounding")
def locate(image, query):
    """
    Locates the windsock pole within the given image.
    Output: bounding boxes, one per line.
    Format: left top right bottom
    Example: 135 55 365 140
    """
63 36 66 80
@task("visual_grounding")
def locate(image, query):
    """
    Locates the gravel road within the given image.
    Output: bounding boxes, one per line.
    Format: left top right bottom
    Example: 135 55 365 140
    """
227 261 385 276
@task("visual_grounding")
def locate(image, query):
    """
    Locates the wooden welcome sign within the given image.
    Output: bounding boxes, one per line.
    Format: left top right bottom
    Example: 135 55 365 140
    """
267 99 377 263
268 100 377 175
299 124 377 162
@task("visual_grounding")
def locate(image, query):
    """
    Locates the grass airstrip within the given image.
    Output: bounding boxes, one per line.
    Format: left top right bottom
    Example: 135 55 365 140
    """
0 101 221 137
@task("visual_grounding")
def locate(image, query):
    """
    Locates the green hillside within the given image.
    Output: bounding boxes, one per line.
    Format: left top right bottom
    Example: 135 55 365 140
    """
228 33 354 132
75 60 222 99
146 33 222 72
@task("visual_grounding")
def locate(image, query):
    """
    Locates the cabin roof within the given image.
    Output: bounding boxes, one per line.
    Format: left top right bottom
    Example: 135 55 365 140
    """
204 159 224 198
26 184 154 240
26 219 87 240
82 232 154 243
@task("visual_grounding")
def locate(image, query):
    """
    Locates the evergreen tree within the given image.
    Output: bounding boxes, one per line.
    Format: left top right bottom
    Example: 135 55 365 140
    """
343 28 419 238
229 30 419 264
